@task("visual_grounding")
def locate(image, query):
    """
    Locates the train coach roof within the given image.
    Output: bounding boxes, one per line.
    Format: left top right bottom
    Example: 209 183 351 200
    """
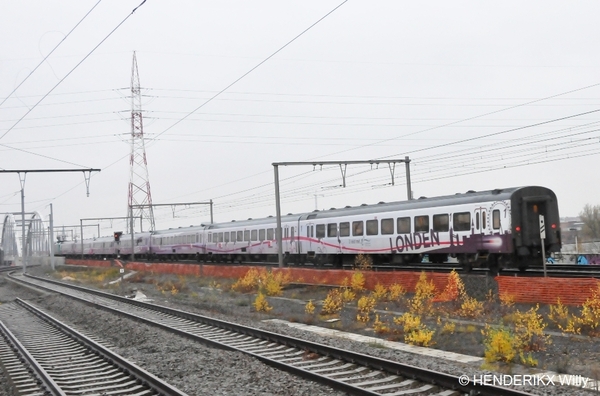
297 186 523 220
149 186 554 231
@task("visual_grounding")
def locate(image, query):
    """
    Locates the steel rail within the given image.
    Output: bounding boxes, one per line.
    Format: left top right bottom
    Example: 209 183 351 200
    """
11 298 189 396
0 320 66 396
14 272 534 396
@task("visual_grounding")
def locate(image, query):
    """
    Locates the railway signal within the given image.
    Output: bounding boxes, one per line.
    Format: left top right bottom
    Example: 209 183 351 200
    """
540 215 547 277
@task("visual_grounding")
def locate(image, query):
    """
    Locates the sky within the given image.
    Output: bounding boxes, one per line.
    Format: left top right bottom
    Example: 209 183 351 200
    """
1 0 599 239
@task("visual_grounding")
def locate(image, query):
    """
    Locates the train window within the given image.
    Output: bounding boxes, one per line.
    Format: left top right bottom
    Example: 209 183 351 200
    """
316 224 325 239
219 232 224 242
327 223 337 237
476 213 480 230
224 232 229 243
291 227 295 240
267 228 274 240
381 218 394 235
244 230 250 241
229 232 234 242
433 214 449 232
453 212 471 231
237 231 243 242
284 228 288 238
208 233 212 243
493 210 501 230
366 219 378 235
397 217 411 233
251 230 258 241
482 211 487 229
259 229 265 241
352 221 364 236
414 216 429 232
339 222 350 237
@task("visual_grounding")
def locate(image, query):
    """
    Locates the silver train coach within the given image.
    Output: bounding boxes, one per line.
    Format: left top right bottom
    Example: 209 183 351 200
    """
55 186 561 271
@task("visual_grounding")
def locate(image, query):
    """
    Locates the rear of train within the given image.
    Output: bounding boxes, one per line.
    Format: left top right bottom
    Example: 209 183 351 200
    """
509 186 561 269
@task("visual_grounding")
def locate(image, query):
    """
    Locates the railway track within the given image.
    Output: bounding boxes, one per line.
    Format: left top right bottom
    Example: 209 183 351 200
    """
0 297 187 396
8 272 534 396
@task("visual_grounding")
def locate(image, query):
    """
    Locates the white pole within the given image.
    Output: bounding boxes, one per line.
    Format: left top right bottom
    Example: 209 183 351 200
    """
49 203 55 270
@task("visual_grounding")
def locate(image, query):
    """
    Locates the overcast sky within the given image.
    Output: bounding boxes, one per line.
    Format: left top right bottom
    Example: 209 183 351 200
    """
1 1 599 238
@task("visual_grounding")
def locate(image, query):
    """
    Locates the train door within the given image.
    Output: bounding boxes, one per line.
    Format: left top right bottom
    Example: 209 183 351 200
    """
306 222 314 251
284 225 290 253
474 207 487 250
296 219 303 254
523 200 547 248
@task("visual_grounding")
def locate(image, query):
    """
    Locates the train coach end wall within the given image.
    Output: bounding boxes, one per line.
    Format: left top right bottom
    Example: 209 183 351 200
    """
65 259 600 306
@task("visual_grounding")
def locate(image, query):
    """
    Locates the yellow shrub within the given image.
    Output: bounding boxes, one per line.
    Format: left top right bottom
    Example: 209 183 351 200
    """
438 269 465 301
321 289 343 315
409 272 436 314
341 287 356 303
579 284 600 335
357 295 376 323
372 284 388 301
441 321 456 334
459 296 484 318
373 315 390 334
548 298 569 329
253 292 272 313
231 268 260 293
231 268 291 296
388 283 406 302
482 325 517 363
499 293 515 308
394 312 435 346
354 254 373 271
405 327 435 347
351 272 366 293
519 352 538 367
513 304 551 351
305 300 315 315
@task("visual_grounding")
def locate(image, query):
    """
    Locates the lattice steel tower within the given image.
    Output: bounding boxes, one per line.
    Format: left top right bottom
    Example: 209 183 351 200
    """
127 52 155 232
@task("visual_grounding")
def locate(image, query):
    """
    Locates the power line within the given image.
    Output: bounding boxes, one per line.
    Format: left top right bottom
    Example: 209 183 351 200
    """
0 0 103 109
150 0 348 143
0 0 147 143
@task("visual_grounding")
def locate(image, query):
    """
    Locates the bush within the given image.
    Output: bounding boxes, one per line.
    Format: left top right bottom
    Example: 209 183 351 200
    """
321 289 343 315
482 324 517 363
356 295 376 323
350 272 366 293
513 304 551 352
394 312 435 347
388 283 406 302
354 254 373 270
305 300 315 315
253 292 272 313
409 272 436 314
372 283 388 301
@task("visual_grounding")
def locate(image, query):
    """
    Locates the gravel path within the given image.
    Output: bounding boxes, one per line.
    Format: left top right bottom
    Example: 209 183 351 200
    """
3 268 600 396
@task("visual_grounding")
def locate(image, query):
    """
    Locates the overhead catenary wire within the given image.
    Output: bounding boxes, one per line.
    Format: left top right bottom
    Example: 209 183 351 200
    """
0 0 103 110
148 0 349 144
0 0 147 143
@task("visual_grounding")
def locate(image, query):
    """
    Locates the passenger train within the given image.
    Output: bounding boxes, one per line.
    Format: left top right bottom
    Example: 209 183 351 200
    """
55 186 562 271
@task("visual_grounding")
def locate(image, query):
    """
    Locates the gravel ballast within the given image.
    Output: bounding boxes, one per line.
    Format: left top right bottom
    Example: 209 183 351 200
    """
2 267 600 395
